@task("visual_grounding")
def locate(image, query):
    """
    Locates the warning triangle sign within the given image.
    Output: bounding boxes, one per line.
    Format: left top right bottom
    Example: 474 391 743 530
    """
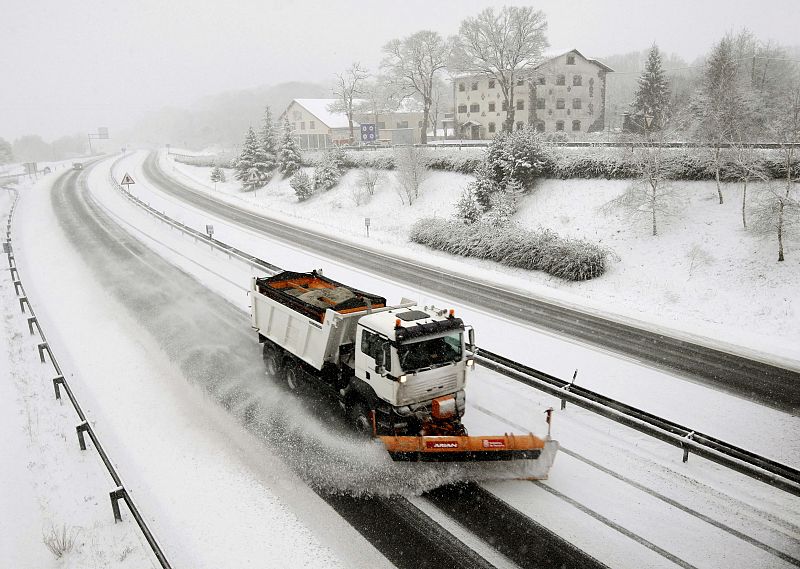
120 173 135 185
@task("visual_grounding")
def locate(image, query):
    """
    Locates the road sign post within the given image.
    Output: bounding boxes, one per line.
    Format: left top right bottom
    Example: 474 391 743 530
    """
365 217 370 237
120 173 135 192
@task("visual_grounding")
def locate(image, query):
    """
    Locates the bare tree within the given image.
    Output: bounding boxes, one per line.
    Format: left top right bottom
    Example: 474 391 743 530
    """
753 73 800 261
394 146 430 205
728 141 767 229
382 31 449 145
356 76 401 128
329 62 369 143
358 168 383 197
602 126 683 236
451 6 548 132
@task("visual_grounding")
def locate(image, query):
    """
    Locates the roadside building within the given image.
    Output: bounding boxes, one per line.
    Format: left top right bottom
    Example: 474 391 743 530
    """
281 98 428 149
453 49 613 140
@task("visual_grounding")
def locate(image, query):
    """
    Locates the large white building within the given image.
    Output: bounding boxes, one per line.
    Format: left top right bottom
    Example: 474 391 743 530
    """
453 49 613 140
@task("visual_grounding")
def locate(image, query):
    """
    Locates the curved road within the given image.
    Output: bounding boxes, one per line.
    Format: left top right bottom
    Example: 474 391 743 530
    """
143 153 799 413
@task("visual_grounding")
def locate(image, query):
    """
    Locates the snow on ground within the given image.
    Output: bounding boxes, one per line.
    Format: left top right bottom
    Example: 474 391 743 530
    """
166 151 800 367
108 154 800 568
10 168 392 568
0 181 153 568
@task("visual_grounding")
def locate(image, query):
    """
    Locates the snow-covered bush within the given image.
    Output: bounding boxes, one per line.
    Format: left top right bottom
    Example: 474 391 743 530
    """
43 524 78 559
357 168 383 197
173 153 236 168
290 171 314 201
313 147 347 192
409 218 613 281
484 179 523 226
485 126 553 189
455 185 481 224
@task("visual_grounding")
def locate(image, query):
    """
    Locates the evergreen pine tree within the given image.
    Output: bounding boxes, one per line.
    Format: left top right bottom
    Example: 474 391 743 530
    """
235 127 258 186
259 106 279 174
632 45 671 129
278 117 302 177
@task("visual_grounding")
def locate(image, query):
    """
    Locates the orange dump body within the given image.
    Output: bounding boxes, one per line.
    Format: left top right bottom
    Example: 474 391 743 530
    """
380 433 546 462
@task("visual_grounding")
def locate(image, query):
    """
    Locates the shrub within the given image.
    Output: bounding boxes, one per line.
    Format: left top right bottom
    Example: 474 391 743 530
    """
290 171 314 201
173 153 236 168
43 524 78 559
313 147 347 192
410 218 613 281
485 126 553 189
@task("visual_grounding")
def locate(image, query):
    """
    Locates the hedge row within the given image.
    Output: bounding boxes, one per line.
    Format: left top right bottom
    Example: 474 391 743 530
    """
409 218 612 281
172 153 235 168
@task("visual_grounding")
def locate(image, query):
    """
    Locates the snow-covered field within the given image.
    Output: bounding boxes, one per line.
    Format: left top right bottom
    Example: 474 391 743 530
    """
166 150 800 366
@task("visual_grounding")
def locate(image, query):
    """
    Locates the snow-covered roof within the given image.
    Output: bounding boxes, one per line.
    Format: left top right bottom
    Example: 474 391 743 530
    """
451 48 613 79
291 98 366 129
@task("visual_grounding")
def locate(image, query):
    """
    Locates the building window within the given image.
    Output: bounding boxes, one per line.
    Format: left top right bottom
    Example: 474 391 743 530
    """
397 120 409 128
488 79 495 89
556 98 565 109
488 102 496 112
309 121 315 130
377 121 386 130
470 103 480 113
458 104 467 113
516 78 524 86
567 55 576 65
556 75 565 86
471 81 478 91
516 100 524 110
572 120 581 131
573 98 582 109
516 121 524 131
488 122 496 133
536 98 545 110
573 75 582 87
459 83 465 92
556 120 565 131
535 121 545 132
502 100 508 111
537 76 546 85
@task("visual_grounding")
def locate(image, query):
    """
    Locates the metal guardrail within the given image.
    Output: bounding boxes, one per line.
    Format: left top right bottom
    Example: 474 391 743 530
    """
107 160 800 499
108 159 280 275
3 181 173 569
474 347 800 497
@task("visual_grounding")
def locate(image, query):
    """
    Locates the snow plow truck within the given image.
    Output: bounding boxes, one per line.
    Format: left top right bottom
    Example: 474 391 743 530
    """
250 270 557 478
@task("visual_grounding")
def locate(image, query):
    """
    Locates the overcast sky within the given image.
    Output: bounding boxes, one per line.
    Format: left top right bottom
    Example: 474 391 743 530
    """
2 0 799 141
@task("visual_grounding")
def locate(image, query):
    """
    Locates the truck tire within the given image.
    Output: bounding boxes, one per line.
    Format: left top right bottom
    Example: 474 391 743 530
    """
349 401 373 436
262 344 282 379
284 361 302 393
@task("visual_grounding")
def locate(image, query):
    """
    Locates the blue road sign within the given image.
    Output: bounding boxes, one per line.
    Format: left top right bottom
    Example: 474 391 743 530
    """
360 123 378 142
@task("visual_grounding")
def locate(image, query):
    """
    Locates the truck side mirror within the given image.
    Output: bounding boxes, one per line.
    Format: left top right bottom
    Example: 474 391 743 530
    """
468 327 475 348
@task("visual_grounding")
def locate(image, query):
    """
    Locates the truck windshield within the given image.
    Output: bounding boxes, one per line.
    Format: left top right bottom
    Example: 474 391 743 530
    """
398 332 462 372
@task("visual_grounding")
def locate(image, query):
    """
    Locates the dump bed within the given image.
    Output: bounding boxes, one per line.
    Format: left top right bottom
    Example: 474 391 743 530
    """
251 271 387 371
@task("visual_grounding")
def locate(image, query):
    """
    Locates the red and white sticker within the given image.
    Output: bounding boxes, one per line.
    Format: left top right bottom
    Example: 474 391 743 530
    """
482 439 506 449
426 440 459 449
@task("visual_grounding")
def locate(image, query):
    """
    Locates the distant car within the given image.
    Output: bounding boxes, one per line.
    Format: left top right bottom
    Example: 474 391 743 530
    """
72 162 83 170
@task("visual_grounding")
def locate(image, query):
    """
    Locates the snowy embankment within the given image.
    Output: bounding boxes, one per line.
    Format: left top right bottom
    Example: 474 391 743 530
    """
0 181 152 567
116 152 800 568
165 149 800 367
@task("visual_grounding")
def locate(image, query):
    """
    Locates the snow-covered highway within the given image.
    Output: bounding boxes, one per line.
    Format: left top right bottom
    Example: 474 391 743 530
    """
4 155 799 567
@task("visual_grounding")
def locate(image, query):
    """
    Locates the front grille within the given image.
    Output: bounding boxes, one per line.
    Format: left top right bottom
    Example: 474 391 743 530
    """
401 373 458 403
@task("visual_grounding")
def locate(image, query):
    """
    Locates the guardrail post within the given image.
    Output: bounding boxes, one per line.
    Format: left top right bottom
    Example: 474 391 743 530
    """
110 487 126 522
19 296 30 313
9 267 18 279
682 431 695 463
76 421 89 450
27 316 37 335
14 280 23 294
53 376 65 400
37 342 49 363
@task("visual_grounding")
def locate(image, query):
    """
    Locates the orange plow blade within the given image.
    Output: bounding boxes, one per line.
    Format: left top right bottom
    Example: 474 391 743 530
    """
379 433 559 479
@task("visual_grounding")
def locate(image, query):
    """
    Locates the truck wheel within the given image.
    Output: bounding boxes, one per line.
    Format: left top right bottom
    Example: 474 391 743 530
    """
349 401 373 436
262 344 281 378
284 361 301 392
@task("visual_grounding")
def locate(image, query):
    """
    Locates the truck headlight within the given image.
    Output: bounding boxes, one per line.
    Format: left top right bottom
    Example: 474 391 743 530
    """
466 359 475 368
399 375 407 383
